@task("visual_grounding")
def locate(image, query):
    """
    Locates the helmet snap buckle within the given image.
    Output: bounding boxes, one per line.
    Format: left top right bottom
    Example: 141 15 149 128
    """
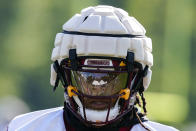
119 61 126 66
67 85 78 97
119 88 130 100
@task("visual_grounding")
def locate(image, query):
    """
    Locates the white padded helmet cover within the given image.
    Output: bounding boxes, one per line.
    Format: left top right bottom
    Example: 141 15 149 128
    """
50 5 153 90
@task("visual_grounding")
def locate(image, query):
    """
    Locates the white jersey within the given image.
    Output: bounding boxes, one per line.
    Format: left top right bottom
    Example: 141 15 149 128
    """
8 107 179 131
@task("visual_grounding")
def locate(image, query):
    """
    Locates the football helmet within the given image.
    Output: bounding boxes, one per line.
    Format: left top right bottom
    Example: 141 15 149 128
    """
50 5 153 126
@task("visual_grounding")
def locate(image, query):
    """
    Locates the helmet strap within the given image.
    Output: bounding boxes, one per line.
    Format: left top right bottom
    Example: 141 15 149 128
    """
52 48 78 91
53 60 68 91
132 65 148 93
119 51 134 113
69 49 78 70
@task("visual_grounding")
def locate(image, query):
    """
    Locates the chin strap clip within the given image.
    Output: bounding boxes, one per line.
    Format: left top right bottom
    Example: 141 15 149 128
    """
119 88 130 100
67 85 78 97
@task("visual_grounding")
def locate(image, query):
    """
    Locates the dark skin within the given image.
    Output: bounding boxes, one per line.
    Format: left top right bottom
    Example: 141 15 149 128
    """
82 97 118 110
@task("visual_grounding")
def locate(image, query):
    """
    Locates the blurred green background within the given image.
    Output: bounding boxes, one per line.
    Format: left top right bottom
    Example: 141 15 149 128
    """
0 0 195 130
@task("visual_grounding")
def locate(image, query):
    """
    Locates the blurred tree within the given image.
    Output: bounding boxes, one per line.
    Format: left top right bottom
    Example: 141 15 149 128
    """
124 0 167 92
0 0 19 97
98 0 124 7
189 0 196 121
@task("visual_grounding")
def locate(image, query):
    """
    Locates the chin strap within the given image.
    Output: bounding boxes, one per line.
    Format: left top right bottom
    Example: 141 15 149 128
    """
123 52 148 113
53 49 78 91
125 51 149 93
136 65 148 92
53 60 68 91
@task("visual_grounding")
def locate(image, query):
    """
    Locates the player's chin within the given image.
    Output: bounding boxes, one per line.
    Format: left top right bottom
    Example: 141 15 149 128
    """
86 101 109 110
84 98 117 110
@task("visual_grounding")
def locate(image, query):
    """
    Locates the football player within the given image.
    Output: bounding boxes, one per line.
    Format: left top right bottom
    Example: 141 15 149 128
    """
8 5 179 131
